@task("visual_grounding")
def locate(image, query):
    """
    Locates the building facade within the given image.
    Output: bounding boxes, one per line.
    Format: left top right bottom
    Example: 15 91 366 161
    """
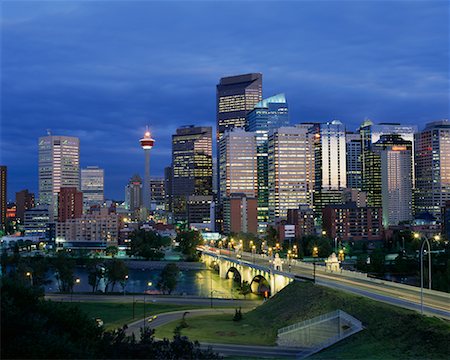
0 166 6 230
415 120 450 220
374 135 413 227
246 93 289 233
56 208 119 249
172 126 213 223
322 202 383 242
24 206 50 238
38 135 80 220
58 187 83 222
125 174 142 212
15 189 35 223
223 193 258 235
346 132 362 190
149 177 166 211
268 124 314 222
81 166 104 208
286 205 316 239
219 129 257 200
307 121 347 217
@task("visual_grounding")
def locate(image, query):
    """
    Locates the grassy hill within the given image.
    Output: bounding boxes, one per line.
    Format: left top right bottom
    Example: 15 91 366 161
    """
157 281 450 359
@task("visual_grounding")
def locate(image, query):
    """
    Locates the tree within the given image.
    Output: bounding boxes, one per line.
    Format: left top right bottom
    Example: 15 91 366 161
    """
177 230 202 261
53 251 76 292
265 226 278 247
157 263 180 295
105 246 119 258
87 259 104 293
238 280 252 299
128 229 169 260
104 259 128 293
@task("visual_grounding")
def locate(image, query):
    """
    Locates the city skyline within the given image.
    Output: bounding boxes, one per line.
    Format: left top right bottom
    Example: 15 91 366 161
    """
2 1 449 199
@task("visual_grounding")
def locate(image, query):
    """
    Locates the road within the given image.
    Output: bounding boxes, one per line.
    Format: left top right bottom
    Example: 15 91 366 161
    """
203 247 450 319
45 293 262 308
126 308 303 358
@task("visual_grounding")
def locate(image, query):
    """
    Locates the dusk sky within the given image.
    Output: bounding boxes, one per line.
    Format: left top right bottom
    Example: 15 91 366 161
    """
1 0 449 200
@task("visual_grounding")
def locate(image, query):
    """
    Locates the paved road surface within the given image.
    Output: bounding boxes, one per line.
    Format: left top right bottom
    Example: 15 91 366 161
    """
45 293 262 308
203 247 450 319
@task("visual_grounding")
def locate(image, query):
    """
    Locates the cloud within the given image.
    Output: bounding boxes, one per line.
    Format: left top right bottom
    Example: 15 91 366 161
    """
1 0 448 199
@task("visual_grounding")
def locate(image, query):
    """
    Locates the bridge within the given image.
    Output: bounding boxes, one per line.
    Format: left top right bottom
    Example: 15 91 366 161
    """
199 246 450 319
201 249 293 296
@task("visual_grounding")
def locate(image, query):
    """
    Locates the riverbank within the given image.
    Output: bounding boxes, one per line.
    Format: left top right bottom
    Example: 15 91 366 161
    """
124 260 206 270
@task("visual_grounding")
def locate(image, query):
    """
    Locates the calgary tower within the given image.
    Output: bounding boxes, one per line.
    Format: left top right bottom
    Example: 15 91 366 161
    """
139 127 155 211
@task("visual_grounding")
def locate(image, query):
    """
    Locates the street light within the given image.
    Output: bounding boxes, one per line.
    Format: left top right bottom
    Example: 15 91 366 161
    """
287 250 292 272
416 234 432 314
313 246 318 258
71 278 80 302
252 245 256 263
144 281 152 328
25 271 33 286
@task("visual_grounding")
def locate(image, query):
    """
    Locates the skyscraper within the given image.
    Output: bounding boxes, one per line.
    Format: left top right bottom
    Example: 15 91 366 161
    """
216 73 262 140
346 132 362 190
139 128 155 211
149 177 165 211
172 126 213 223
38 135 80 220
81 166 104 208
246 93 289 232
359 120 417 207
310 120 347 215
217 73 262 202
15 189 35 223
268 125 314 222
374 135 413 227
415 120 450 219
0 166 6 229
219 129 257 200
164 166 173 213
125 174 142 212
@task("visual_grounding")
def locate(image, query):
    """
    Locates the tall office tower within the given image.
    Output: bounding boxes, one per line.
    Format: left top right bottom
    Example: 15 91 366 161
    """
246 93 289 233
24 206 50 238
346 132 362 190
81 166 104 208
373 135 413 227
38 135 80 220
164 166 173 213
58 187 83 222
15 189 35 222
172 126 213 223
140 128 155 210
268 125 314 223
125 174 143 211
217 73 262 201
149 177 165 211
216 73 263 140
415 120 450 219
310 121 347 216
219 129 257 200
359 120 418 207
0 166 6 229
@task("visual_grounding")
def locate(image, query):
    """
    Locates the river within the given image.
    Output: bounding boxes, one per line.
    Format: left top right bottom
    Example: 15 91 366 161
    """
45 267 261 300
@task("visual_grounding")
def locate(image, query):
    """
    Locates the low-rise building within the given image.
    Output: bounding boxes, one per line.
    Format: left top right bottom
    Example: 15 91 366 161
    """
223 193 258 235
56 208 119 249
322 202 383 242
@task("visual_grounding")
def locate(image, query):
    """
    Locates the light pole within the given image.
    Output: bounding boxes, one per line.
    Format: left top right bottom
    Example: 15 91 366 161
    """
25 271 33 286
71 278 80 302
123 275 129 296
287 250 292 272
144 281 152 328
414 233 432 314
252 245 256 263
210 268 213 308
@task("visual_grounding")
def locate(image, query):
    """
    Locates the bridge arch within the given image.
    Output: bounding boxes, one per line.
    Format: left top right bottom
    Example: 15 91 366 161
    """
250 274 271 296
226 267 242 283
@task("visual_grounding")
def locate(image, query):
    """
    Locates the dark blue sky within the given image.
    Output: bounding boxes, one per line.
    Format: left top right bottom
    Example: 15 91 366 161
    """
1 0 449 200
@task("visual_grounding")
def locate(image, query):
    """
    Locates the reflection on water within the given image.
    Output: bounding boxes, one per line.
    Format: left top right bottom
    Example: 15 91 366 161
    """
45 267 260 299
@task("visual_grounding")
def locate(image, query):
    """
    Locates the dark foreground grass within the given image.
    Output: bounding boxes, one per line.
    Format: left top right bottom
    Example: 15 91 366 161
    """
74 302 201 330
156 282 450 359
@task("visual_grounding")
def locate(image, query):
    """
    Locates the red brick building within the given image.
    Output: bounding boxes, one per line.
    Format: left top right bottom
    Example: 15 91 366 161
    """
224 193 258 235
58 187 83 222
322 202 383 242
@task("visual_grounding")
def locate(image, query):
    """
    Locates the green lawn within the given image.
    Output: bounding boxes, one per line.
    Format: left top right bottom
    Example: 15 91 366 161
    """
155 282 450 359
73 302 203 330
